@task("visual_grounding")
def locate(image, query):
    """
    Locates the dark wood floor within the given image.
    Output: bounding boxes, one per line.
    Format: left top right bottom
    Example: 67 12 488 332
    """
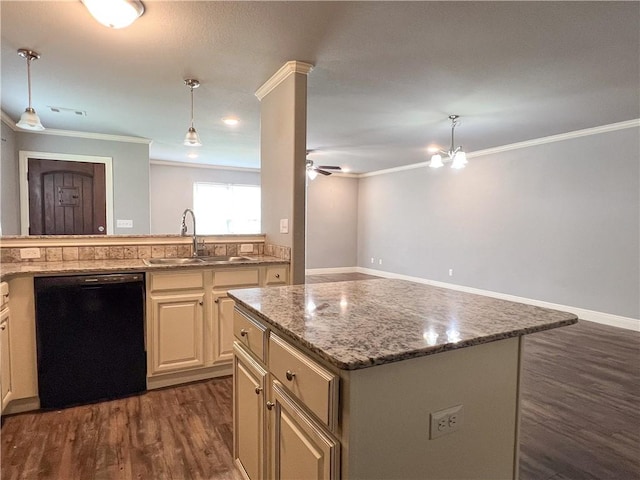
2 273 638 479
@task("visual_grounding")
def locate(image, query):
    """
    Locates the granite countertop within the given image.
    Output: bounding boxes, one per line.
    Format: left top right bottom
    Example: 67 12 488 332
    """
0 255 287 280
228 278 578 371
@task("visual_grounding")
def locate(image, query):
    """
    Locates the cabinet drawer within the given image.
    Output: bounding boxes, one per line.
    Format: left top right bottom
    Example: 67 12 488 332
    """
264 266 288 286
214 268 259 289
269 334 338 429
149 271 204 291
234 309 266 362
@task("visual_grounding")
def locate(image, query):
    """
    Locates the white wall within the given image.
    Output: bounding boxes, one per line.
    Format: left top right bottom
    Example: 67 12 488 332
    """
149 162 260 234
357 126 640 320
0 122 19 235
306 175 358 269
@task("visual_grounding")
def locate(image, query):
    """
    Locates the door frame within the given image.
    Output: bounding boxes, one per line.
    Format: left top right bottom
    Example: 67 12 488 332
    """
19 151 114 235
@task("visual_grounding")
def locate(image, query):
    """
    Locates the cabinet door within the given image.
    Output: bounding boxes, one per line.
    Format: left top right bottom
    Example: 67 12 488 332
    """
1 309 12 412
234 343 267 480
212 291 235 365
270 381 339 480
149 293 205 375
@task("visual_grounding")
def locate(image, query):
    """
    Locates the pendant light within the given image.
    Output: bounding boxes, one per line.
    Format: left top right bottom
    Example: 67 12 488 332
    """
16 49 45 131
428 115 468 169
81 0 144 29
184 79 202 147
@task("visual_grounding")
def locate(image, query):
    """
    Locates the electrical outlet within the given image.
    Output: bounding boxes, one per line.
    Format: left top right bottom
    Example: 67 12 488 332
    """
379 259 383 265
448 268 454 277
239 243 254 253
430 404 463 439
370 257 375 264
20 248 41 259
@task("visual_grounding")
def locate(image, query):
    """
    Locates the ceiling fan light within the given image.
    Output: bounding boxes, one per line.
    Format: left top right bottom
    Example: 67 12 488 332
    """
184 127 202 147
429 154 444 168
307 169 318 180
81 0 144 29
451 151 468 169
17 107 45 131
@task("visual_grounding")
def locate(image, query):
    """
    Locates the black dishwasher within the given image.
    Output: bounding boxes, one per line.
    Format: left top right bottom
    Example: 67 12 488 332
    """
34 273 147 409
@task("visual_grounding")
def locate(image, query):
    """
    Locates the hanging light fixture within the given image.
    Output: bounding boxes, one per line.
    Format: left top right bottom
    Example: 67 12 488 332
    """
428 115 468 169
184 79 202 147
81 0 144 29
16 49 45 131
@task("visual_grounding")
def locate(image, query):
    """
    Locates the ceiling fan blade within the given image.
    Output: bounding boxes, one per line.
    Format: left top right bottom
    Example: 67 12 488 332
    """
316 169 332 176
317 165 342 170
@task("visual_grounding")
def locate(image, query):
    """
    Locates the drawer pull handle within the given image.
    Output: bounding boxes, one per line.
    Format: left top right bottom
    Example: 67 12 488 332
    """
240 329 248 337
199 301 203 306
214 298 219 303
285 370 296 381
266 401 275 410
275 273 280 278
0 324 5 331
255 386 263 395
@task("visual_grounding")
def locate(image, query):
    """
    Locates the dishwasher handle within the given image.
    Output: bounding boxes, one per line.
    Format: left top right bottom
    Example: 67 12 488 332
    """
35 273 144 288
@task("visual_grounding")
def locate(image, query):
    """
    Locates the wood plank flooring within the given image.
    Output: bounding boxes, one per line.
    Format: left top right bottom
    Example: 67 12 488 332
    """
2 273 638 479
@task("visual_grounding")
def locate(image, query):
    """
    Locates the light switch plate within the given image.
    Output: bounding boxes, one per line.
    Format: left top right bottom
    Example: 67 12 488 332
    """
279 218 289 234
117 219 133 228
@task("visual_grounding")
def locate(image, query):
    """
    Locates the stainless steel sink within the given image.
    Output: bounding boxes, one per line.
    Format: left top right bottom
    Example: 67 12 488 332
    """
143 256 253 266
143 257 205 266
198 256 253 263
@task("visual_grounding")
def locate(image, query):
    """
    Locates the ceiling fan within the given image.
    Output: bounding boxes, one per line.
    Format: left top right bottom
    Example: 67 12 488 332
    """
306 150 342 179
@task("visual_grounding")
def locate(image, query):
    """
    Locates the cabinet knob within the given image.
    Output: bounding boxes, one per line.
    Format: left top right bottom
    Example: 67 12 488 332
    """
285 370 296 381
266 401 275 410
199 301 204 306
255 386 263 395
214 298 219 303
240 329 248 337
275 273 280 278
0 324 5 331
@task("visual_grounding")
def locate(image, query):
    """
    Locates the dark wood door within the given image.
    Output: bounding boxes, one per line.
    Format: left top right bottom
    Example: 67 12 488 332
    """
28 158 107 235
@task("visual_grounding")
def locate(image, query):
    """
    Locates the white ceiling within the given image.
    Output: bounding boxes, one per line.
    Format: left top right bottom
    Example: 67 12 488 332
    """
1 1 638 173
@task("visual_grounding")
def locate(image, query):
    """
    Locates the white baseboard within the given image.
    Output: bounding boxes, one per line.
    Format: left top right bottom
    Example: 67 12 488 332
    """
305 266 359 275
355 267 640 332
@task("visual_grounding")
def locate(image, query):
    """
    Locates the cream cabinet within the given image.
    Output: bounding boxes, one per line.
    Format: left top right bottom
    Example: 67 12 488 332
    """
233 342 268 480
233 306 340 480
1 282 12 413
147 264 287 389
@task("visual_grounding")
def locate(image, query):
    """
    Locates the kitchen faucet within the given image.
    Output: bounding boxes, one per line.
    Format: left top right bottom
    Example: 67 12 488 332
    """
180 208 199 256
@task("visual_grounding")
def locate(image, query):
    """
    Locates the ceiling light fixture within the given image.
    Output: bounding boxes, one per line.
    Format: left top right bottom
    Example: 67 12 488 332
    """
81 0 144 29
184 79 202 147
429 115 468 169
222 117 239 126
16 49 45 131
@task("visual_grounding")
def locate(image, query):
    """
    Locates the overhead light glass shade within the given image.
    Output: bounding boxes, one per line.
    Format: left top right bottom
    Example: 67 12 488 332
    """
451 150 468 169
429 154 444 168
184 79 202 147
17 108 44 131
184 127 202 147
16 49 45 131
81 0 144 29
307 169 318 180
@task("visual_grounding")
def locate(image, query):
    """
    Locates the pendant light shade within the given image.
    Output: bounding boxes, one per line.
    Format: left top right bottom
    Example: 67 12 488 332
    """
16 49 44 131
184 79 202 147
81 0 144 29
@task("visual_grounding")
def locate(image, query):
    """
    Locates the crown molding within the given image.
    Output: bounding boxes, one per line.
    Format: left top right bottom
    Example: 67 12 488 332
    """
360 118 640 178
255 61 314 101
0 110 150 144
150 159 260 173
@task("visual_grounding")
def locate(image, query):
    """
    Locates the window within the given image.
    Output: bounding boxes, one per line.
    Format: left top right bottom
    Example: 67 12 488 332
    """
193 183 261 234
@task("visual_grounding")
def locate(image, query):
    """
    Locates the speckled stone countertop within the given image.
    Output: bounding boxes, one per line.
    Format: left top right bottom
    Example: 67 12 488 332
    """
228 279 578 371
0 255 287 281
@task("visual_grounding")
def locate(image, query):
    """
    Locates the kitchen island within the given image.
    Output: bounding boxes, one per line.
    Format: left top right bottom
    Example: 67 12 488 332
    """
228 278 578 480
